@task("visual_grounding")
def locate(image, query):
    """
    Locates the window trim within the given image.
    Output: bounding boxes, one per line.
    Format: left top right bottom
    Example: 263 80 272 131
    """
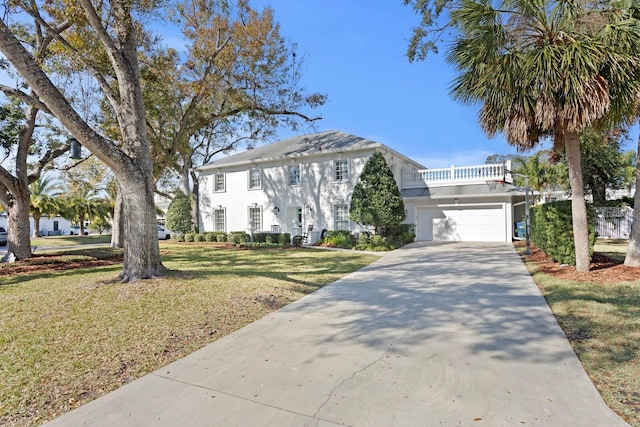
334 203 350 231
214 172 226 193
248 206 262 231
333 159 349 182
248 169 262 190
213 207 226 232
288 164 301 186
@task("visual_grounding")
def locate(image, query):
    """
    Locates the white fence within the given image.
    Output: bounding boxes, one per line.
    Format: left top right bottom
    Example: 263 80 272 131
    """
595 206 634 239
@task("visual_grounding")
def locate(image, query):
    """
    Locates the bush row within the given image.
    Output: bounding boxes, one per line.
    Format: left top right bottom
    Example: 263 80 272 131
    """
318 226 416 251
530 200 596 265
175 231 291 246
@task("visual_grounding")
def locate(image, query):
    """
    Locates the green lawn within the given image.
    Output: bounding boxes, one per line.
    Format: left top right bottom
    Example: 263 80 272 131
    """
30 234 112 247
0 244 379 426
594 238 628 262
521 240 640 426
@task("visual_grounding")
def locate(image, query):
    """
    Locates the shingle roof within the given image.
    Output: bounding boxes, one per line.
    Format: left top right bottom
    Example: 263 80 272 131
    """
196 130 422 170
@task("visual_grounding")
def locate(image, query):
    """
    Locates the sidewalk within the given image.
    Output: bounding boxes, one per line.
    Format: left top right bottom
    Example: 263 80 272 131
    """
45 242 628 426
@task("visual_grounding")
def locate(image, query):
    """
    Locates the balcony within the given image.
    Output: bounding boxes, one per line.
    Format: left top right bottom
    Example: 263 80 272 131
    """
401 162 513 189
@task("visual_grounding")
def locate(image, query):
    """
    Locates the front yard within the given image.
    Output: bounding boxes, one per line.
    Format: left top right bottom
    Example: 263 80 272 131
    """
0 244 378 426
520 239 640 426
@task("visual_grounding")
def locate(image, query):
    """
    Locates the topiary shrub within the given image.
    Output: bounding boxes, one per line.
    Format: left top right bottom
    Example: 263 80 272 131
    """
265 234 274 244
229 231 249 245
216 233 227 242
253 232 266 243
292 235 303 247
204 232 215 242
279 233 291 245
530 200 596 265
165 191 193 234
184 233 195 242
194 233 205 242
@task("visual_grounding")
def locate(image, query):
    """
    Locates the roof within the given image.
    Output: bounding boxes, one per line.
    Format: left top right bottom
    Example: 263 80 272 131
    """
196 130 425 171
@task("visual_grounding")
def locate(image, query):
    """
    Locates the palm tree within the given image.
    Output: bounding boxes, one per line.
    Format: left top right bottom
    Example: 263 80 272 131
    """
445 0 640 272
60 190 110 236
29 176 61 237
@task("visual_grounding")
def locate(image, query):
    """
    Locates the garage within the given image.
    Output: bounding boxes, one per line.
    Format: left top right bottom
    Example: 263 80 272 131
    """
416 204 507 242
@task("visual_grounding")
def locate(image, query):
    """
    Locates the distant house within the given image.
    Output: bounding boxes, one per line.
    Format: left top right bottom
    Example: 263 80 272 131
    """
195 130 528 243
0 212 73 236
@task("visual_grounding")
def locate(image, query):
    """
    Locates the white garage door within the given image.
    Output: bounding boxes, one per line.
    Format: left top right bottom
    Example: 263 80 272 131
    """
417 205 506 242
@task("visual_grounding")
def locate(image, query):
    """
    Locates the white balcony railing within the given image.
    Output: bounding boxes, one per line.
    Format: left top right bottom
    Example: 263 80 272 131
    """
402 162 513 189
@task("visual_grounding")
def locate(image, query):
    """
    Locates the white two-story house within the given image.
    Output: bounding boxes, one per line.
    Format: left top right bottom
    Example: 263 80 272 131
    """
196 130 528 243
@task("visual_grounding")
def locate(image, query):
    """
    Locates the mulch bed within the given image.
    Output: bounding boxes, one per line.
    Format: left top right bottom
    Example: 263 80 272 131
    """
0 253 124 277
523 244 640 283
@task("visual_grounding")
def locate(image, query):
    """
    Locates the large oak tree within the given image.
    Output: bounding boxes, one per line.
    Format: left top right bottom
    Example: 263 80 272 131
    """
0 0 163 281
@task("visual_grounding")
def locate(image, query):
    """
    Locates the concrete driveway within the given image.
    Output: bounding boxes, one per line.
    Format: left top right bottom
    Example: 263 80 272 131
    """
46 242 627 426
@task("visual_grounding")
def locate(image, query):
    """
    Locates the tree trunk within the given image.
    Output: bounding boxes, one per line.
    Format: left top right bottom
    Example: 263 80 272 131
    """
565 132 591 272
111 184 124 248
6 187 32 259
624 124 640 267
33 214 41 237
189 167 200 233
119 177 164 282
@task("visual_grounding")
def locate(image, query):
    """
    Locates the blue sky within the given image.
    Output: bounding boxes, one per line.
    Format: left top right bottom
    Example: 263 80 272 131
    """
252 0 520 168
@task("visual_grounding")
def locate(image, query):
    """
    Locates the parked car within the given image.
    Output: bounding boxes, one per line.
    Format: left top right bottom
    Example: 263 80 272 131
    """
0 226 7 246
157 225 172 240
69 225 89 236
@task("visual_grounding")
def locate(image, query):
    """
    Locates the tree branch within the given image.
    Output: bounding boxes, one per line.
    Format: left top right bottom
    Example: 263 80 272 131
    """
0 84 51 113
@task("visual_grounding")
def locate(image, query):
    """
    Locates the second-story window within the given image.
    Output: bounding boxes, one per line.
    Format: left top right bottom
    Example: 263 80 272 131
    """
214 173 225 192
249 169 261 190
334 160 348 181
288 165 300 186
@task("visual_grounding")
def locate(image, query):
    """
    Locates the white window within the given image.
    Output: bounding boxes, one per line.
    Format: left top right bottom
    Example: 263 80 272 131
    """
288 165 300 186
249 206 262 230
334 204 350 231
214 208 225 232
334 159 348 181
214 173 225 192
249 169 261 190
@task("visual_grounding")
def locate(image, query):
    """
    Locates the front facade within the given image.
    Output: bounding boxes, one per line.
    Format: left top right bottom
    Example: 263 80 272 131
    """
196 130 527 243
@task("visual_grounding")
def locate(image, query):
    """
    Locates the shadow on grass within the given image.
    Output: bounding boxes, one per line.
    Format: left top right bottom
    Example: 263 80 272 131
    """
540 280 640 365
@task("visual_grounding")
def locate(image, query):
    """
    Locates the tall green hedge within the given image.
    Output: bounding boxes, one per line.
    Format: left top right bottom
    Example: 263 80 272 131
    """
530 200 596 265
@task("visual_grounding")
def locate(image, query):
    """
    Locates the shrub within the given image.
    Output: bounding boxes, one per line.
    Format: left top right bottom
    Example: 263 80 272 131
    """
229 231 249 245
184 233 195 242
370 235 385 246
165 191 193 234
279 233 291 245
204 233 215 242
357 233 370 245
216 233 227 242
530 201 596 265
175 233 185 242
401 232 415 244
194 233 205 242
253 232 266 243
265 234 274 244
292 235 304 247
322 230 354 249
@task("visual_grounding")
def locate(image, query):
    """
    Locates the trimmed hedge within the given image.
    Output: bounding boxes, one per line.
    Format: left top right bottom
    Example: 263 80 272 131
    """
530 200 596 265
229 231 249 244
